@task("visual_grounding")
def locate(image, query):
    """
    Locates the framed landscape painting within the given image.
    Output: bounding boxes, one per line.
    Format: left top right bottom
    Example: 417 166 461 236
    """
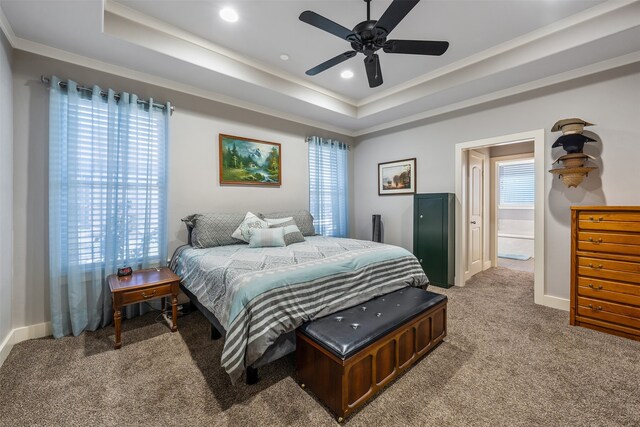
219 134 281 186
378 158 416 195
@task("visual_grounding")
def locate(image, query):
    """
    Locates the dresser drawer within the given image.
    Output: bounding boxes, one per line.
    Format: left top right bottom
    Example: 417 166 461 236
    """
577 232 640 256
577 297 640 329
578 277 640 306
578 211 640 232
577 256 640 284
120 283 174 305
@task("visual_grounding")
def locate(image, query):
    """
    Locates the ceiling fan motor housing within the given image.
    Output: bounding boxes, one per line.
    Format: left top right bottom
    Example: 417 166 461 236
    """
351 20 387 56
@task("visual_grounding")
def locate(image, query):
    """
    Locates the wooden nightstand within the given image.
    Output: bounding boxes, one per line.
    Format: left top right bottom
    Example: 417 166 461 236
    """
108 267 180 349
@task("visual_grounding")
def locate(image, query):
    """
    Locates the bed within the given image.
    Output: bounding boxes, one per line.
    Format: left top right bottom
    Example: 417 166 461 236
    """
170 213 428 384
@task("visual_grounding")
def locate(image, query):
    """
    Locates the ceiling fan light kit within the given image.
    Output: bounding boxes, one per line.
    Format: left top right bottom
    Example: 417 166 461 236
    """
299 0 449 88
548 117 599 188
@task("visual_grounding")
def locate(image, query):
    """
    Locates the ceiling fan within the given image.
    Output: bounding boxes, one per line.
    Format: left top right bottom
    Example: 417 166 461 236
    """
299 0 449 88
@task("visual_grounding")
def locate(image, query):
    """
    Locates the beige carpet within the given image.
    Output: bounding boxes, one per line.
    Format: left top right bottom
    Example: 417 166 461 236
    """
1 267 639 426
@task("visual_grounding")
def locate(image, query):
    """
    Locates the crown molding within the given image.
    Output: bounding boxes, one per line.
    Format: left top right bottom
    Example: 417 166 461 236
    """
3 0 640 139
357 0 638 107
10 36 355 136
356 0 640 118
0 3 16 45
353 49 640 137
104 0 357 107
103 0 640 122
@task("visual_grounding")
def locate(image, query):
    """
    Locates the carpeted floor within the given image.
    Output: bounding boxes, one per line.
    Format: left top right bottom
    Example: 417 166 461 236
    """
1 267 639 426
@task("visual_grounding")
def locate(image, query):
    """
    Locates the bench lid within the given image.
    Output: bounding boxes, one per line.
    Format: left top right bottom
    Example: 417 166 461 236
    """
298 287 447 360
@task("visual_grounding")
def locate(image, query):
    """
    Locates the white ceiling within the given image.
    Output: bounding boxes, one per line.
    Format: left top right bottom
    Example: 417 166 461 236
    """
1 0 639 136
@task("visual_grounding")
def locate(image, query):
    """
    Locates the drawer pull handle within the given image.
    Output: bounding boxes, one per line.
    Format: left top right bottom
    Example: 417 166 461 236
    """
588 237 603 244
587 304 603 311
588 263 603 270
588 283 603 290
589 216 604 223
141 290 157 299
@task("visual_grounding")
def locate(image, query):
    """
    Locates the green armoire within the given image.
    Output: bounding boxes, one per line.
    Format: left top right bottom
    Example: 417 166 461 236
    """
413 193 455 288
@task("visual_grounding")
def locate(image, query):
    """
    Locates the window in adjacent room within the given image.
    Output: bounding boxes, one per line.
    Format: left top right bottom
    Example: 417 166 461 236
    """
307 136 349 237
496 157 535 268
498 159 535 207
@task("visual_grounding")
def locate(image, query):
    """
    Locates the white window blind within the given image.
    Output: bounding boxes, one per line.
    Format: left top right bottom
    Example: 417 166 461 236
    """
68 97 165 265
308 137 349 237
498 160 534 207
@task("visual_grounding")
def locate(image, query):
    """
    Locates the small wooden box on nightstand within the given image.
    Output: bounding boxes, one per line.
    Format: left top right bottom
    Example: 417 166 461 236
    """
108 267 180 349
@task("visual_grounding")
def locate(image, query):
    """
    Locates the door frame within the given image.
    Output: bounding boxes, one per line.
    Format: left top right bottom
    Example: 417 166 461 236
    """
455 129 559 310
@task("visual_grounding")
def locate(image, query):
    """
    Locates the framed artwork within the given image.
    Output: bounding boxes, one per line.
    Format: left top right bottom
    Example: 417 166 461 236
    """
378 158 416 195
219 134 281 186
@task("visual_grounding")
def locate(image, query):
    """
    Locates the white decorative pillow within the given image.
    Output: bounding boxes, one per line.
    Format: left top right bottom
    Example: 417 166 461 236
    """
264 216 294 226
231 212 268 243
248 227 286 248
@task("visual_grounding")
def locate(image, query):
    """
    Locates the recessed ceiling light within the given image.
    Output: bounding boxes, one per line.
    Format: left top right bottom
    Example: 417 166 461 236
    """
219 7 239 23
280 54 290 61
340 70 354 79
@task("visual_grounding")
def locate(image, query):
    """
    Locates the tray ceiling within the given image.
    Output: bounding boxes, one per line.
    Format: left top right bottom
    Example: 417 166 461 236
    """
1 0 639 136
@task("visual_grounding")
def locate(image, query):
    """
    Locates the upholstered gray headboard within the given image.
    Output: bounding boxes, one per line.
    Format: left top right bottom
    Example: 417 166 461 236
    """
182 210 316 248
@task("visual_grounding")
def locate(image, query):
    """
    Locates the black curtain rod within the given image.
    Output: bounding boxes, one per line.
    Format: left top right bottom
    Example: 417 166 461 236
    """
40 76 174 115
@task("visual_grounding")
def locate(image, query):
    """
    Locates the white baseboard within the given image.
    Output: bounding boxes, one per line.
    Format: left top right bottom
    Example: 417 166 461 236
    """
538 295 570 311
12 322 52 342
0 322 52 368
0 331 13 368
483 260 492 270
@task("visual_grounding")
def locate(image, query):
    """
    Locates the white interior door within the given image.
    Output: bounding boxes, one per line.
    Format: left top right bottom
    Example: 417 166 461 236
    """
467 150 484 277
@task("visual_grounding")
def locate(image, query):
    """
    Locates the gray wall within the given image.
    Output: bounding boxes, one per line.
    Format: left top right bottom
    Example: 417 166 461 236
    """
353 63 640 300
11 50 353 329
0 31 13 343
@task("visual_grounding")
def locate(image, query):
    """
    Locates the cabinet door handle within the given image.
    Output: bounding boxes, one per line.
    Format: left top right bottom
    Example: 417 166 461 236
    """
419 259 423 263
141 290 157 299
588 237 603 244
588 263 603 270
587 304 603 311
470 221 476 224
588 283 603 290
589 216 604 223
419 215 423 219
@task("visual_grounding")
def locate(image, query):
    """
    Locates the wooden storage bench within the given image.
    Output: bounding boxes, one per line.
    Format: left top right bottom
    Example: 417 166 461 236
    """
296 287 447 422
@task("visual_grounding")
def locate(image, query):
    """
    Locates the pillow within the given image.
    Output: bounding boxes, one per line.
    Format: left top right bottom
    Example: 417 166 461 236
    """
261 210 316 236
231 212 269 243
248 227 286 248
183 213 247 248
264 216 293 226
268 219 305 245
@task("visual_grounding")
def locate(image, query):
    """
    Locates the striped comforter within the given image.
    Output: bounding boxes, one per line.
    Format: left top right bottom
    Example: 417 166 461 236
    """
171 236 428 382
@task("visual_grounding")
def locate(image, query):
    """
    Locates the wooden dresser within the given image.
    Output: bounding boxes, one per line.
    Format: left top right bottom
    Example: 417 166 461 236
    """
570 206 640 341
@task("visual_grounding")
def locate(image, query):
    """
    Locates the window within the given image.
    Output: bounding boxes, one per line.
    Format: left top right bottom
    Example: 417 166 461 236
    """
498 159 535 207
50 81 168 268
308 137 349 237
49 76 170 338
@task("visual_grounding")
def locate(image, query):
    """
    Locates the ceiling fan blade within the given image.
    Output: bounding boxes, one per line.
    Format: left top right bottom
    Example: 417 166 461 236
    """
375 0 420 36
364 54 383 88
306 51 357 76
299 11 354 41
383 40 449 56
